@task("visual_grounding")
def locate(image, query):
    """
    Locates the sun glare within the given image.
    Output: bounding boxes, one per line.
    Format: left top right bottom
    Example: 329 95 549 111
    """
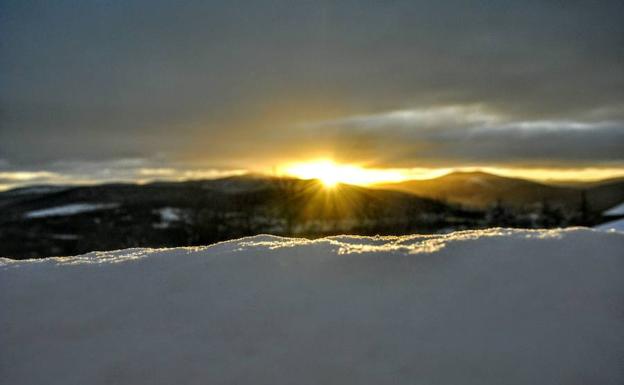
279 160 624 187
282 159 408 187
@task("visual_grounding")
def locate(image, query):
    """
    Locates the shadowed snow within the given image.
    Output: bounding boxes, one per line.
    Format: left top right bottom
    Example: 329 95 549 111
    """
1 228 623 385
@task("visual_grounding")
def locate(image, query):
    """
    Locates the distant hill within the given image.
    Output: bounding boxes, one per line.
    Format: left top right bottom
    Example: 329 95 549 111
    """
376 171 624 210
3 173 621 258
0 175 467 259
544 176 624 188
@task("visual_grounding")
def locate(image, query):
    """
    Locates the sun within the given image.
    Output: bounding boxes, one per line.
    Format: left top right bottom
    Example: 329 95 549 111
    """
318 173 340 188
281 159 408 187
282 160 342 187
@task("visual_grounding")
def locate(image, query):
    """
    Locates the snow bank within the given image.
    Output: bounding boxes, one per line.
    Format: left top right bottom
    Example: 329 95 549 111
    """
2 228 623 385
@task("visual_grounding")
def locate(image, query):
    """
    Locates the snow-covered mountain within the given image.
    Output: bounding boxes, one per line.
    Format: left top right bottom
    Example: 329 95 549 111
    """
2 228 623 384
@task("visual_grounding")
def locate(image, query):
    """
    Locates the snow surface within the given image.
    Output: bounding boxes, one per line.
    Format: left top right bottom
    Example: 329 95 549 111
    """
24 203 119 218
152 207 185 229
595 217 624 231
603 202 624 216
157 206 183 222
2 228 623 385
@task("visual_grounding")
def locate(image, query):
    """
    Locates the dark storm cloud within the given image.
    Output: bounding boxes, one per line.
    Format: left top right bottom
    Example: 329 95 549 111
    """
0 0 623 170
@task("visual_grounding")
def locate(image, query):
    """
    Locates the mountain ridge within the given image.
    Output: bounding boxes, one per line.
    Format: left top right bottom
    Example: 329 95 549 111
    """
375 171 624 210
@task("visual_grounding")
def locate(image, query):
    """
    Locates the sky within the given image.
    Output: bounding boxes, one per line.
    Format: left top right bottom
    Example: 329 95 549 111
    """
1 0 623 189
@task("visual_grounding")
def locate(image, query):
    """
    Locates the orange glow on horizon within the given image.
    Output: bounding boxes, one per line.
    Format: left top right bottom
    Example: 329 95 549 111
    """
1 162 622 192
280 159 429 187
278 160 624 187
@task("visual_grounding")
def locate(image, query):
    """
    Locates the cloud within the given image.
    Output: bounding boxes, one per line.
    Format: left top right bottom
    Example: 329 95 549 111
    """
0 1 623 171
0 171 60 183
306 105 502 131
303 106 624 166
0 158 246 191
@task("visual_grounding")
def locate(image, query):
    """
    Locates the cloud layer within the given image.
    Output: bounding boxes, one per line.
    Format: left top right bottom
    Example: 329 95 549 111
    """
1 0 622 175
303 106 624 167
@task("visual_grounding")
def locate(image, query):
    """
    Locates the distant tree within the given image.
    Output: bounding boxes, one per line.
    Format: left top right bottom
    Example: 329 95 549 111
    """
537 199 565 227
579 190 590 225
405 199 421 231
569 190 593 226
487 199 513 227
273 178 301 235
233 191 260 235
186 192 228 244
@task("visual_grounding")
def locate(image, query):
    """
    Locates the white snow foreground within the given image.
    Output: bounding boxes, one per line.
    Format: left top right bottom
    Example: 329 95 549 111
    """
1 228 623 385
